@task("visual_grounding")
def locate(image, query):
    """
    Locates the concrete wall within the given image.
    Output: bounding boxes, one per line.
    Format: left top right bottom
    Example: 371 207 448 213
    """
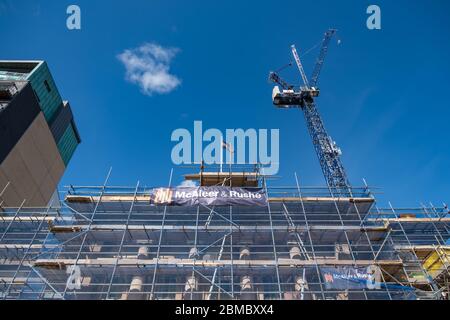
0 112 65 207
0 82 41 164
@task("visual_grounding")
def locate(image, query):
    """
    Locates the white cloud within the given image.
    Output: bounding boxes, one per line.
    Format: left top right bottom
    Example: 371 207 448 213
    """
117 43 181 96
178 180 198 188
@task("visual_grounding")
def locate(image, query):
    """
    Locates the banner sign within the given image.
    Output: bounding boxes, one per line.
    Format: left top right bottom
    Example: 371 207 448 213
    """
150 187 267 207
320 266 381 290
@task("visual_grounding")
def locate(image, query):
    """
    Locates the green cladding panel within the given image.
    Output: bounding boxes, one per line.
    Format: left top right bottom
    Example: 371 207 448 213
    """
57 124 78 166
27 62 63 124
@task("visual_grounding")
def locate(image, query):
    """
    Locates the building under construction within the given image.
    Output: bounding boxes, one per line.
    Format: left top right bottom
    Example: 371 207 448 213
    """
1 29 449 300
0 164 449 300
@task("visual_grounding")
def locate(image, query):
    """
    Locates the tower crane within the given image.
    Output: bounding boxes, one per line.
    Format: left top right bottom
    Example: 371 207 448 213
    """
269 29 351 195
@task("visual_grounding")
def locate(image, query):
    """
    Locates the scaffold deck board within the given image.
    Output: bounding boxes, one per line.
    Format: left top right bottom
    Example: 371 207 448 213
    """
65 195 374 204
184 172 260 187
46 223 388 243
49 224 387 233
0 216 55 222
33 257 403 267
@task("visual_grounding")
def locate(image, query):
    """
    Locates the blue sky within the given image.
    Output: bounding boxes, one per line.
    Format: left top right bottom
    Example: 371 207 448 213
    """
1 0 449 207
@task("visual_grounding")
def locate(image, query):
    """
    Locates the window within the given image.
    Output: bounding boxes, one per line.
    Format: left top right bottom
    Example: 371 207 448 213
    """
44 80 51 92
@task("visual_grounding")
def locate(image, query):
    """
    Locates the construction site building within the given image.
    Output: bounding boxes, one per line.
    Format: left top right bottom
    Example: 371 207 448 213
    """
0 165 448 300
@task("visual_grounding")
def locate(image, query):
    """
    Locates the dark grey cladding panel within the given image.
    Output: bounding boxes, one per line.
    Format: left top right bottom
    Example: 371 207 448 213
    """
71 118 81 143
0 82 41 164
50 101 81 144
50 101 74 143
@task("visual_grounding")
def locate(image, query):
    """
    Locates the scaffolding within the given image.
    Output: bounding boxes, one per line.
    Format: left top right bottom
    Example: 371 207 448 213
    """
0 165 449 300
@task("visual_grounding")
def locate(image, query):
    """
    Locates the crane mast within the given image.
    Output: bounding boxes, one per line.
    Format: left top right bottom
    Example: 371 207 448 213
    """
269 29 351 195
302 101 350 195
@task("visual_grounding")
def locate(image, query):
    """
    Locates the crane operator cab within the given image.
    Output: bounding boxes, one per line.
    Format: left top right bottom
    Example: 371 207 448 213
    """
272 86 320 108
